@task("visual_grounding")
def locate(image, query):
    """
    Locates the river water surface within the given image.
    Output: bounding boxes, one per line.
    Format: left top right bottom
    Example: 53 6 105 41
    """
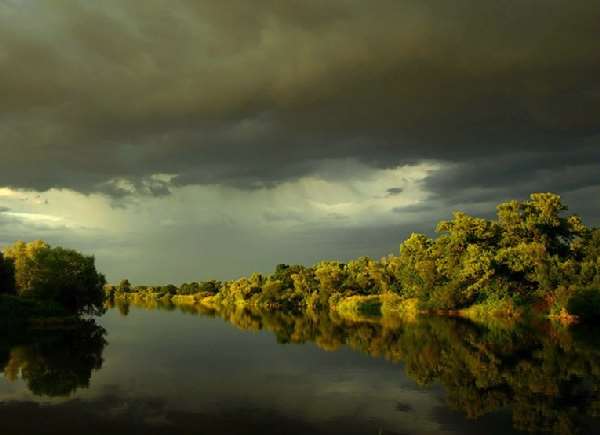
1 303 599 435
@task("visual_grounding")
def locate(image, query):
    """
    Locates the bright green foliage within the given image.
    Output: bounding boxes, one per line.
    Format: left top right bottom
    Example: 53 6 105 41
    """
390 193 599 315
396 233 438 297
3 240 50 294
314 261 346 293
108 193 600 321
2 240 106 315
343 257 388 295
178 280 221 295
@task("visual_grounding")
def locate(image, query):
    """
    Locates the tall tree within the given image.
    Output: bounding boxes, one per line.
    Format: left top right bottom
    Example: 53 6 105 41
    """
0 252 16 295
3 241 106 315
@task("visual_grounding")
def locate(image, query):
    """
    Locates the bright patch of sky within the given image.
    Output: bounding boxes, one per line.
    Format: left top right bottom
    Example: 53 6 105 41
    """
0 161 439 284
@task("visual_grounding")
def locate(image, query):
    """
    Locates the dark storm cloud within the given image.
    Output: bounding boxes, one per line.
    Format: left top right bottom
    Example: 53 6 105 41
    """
419 144 600 223
0 0 599 195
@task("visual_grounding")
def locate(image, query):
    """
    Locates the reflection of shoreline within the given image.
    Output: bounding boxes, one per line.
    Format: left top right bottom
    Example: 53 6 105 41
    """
112 297 600 435
0 320 107 397
105 289 548 331
106 293 218 318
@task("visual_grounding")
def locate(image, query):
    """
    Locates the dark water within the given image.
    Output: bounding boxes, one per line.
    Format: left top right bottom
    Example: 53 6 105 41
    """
1 302 599 435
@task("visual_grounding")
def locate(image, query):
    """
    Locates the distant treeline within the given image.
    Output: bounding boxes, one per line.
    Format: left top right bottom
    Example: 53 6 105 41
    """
107 193 600 322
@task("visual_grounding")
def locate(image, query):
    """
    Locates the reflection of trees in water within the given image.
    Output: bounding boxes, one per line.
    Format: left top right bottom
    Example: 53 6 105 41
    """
111 298 600 434
0 320 106 397
209 303 600 434
107 296 217 318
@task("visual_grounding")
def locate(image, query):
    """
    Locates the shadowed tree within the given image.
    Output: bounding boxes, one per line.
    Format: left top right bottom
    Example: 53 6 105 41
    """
0 252 16 295
3 241 106 316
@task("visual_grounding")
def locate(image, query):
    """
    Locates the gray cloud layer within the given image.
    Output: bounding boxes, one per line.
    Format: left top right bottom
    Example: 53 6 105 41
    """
2 1 599 284
1 0 598 196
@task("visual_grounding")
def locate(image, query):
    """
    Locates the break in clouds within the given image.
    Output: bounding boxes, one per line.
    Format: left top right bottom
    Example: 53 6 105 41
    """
1 0 599 282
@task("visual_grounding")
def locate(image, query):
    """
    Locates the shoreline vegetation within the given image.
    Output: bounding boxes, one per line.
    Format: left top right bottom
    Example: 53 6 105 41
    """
0 243 108 398
0 240 106 326
105 193 600 325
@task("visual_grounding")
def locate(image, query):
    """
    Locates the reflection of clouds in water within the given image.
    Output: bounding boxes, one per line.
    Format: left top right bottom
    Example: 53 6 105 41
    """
0 388 433 435
3 305 600 434
87 308 450 434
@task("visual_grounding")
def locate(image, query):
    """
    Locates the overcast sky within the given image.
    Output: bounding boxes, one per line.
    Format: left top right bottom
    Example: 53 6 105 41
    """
1 0 599 284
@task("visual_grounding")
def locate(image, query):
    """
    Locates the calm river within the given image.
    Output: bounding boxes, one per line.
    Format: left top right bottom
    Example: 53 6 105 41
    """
1 302 599 434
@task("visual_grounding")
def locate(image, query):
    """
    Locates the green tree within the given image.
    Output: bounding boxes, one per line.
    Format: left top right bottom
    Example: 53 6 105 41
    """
161 284 178 295
118 279 132 293
397 233 438 300
314 261 347 306
3 240 49 294
3 241 106 315
100 192 600 320
0 252 16 295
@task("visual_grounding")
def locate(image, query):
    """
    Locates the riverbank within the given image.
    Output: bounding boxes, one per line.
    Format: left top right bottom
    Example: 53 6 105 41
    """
0 295 78 327
106 289 576 328
105 194 600 324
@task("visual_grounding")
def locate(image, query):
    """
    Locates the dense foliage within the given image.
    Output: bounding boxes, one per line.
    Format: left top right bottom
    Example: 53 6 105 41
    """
393 193 599 316
0 252 16 295
111 193 600 321
0 241 106 316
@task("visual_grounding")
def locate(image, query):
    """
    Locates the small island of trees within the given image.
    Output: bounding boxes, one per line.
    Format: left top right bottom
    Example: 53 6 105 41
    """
107 193 600 323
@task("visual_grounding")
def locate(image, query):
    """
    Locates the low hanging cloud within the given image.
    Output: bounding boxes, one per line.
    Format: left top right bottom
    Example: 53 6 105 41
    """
0 0 598 196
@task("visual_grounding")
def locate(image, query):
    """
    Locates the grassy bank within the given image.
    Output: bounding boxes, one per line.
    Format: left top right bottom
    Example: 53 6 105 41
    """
106 284 597 328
